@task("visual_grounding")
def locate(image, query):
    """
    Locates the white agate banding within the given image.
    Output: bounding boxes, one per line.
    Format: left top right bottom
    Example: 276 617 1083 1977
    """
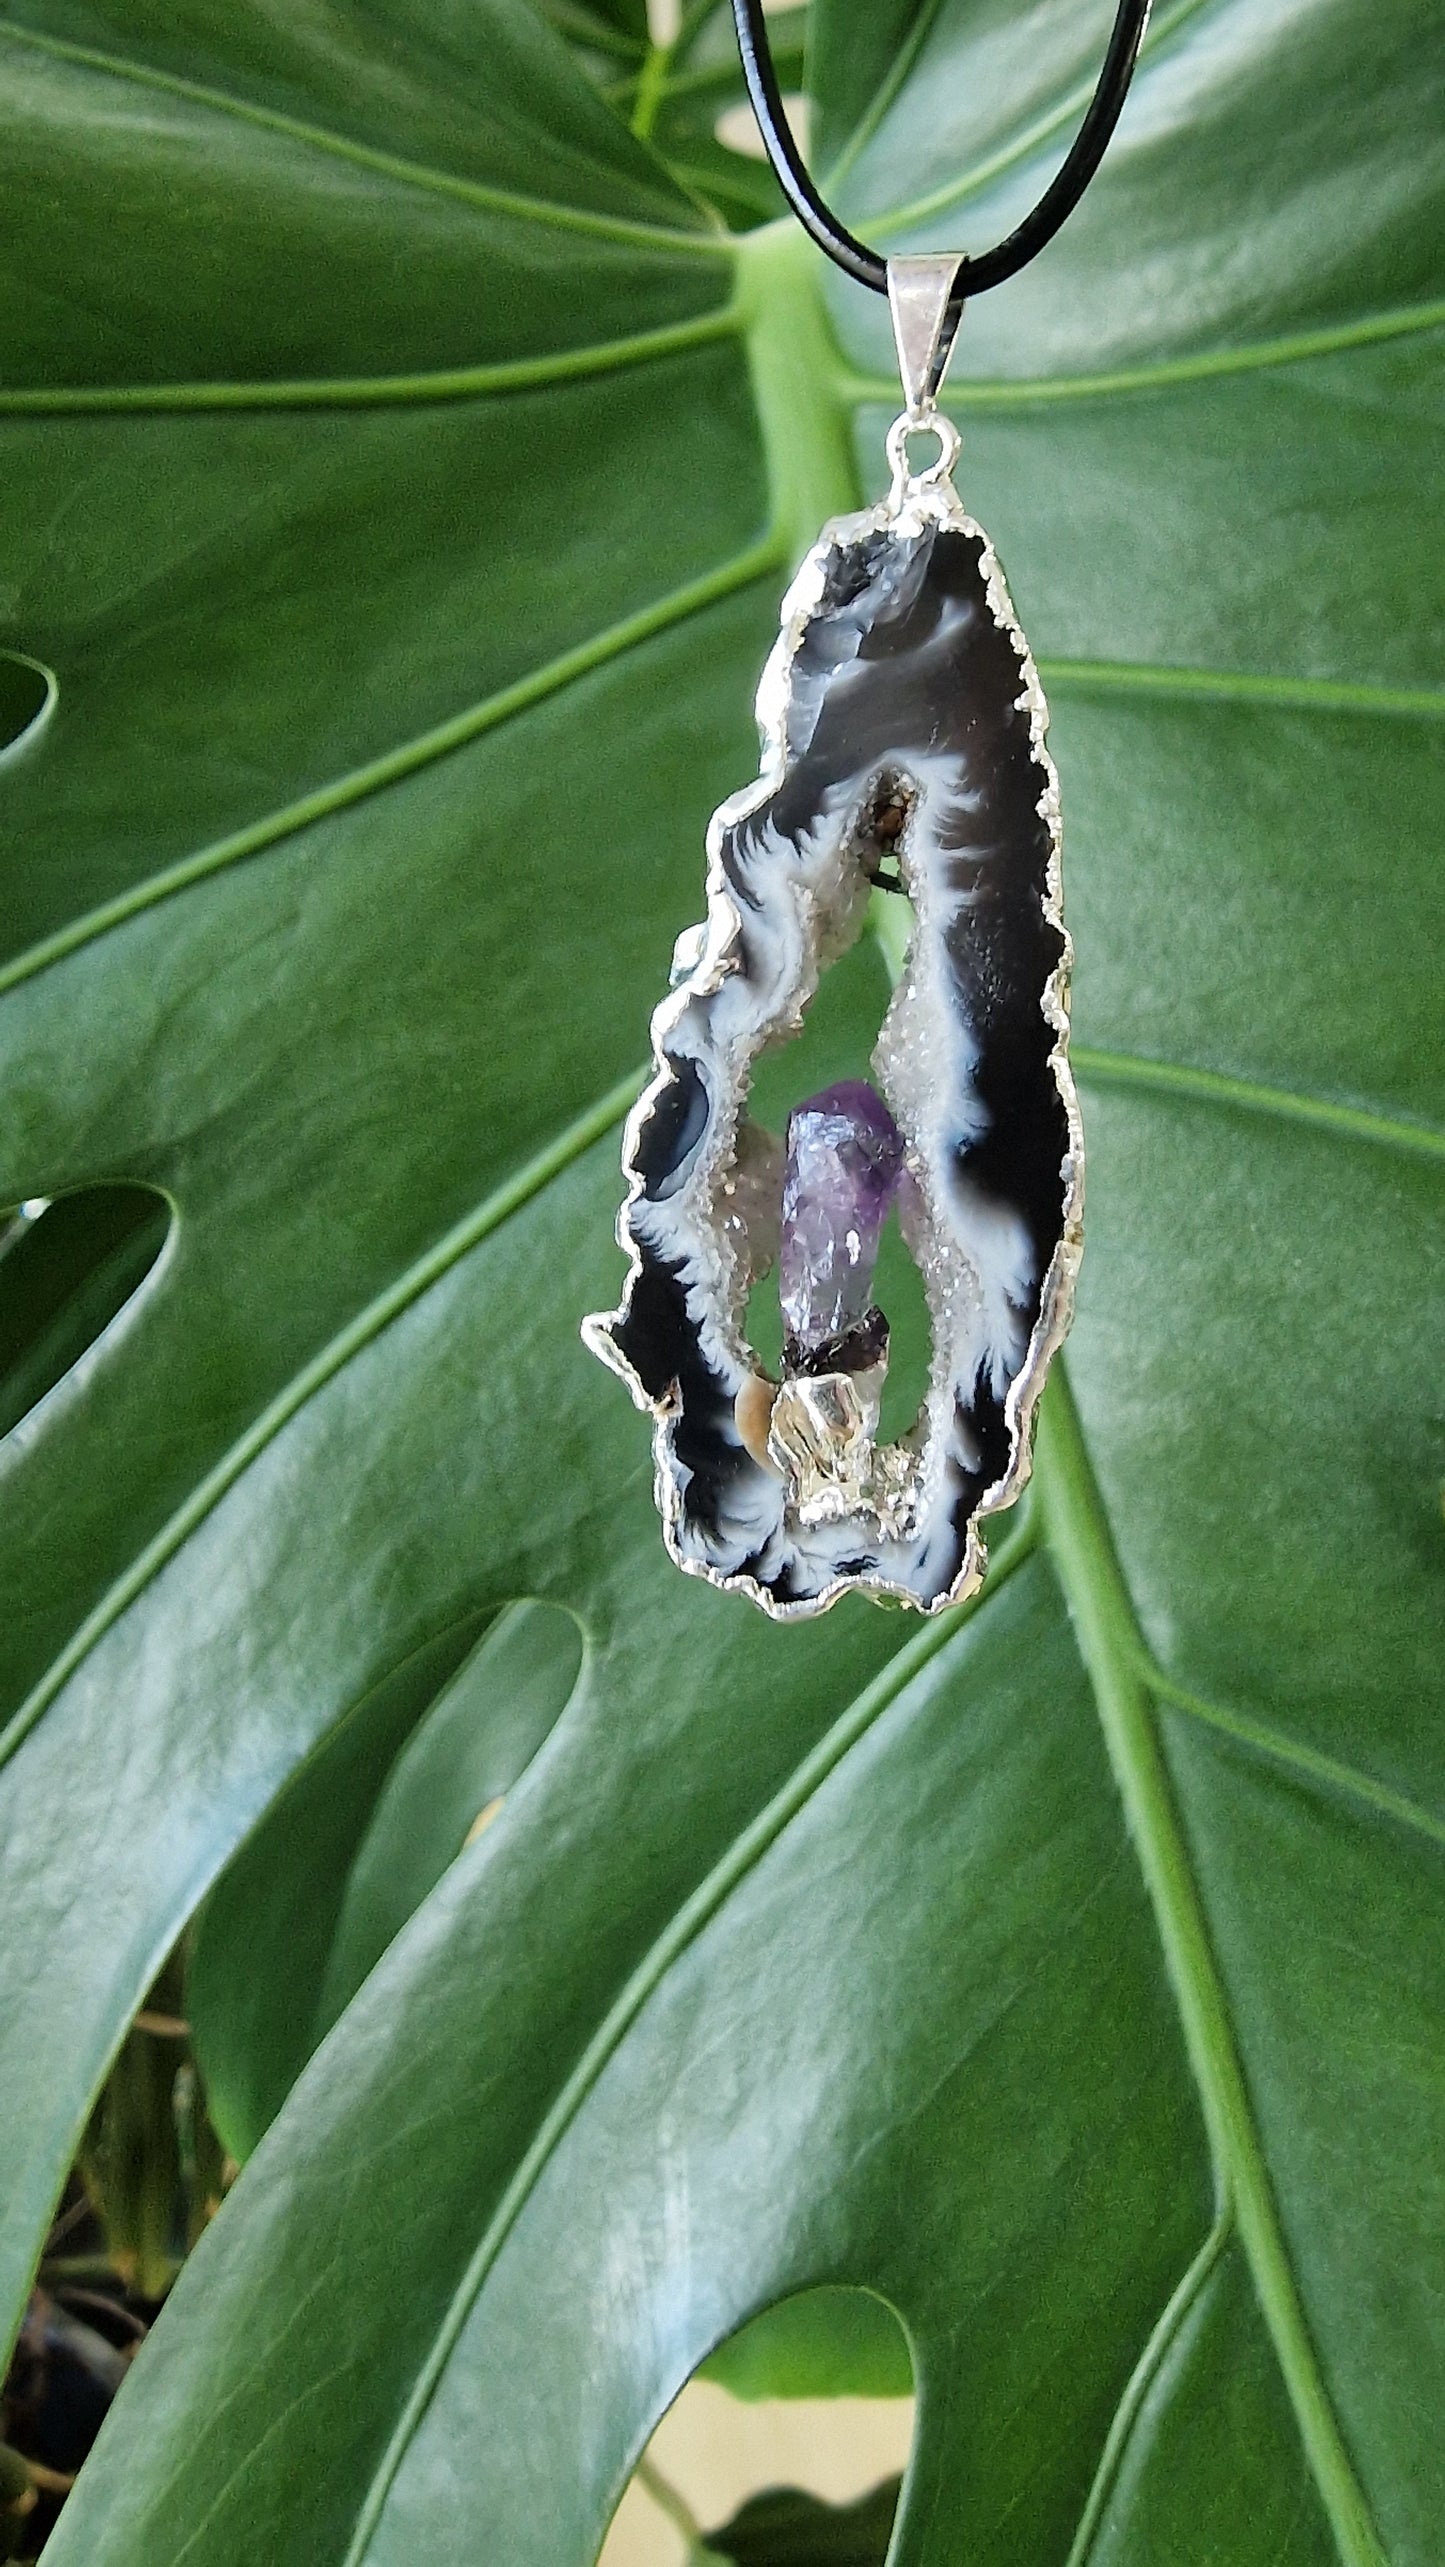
584 477 1083 1620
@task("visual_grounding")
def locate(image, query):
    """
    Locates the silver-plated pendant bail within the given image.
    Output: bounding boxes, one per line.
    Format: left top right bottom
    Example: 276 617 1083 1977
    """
886 254 965 420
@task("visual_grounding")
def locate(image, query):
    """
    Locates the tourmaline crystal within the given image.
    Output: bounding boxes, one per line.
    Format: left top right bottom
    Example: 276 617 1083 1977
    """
779 1080 904 1362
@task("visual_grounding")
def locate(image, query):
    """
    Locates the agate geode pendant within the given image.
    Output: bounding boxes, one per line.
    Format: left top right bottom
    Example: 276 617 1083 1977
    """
584 273 1082 1618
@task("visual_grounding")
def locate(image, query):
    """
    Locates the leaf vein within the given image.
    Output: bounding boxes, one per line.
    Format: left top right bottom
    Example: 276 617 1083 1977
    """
1037 658 1445 719
0 1069 645 1775
836 297 1445 407
1072 1045 1445 1165
0 304 741 415
1062 2209 1234 2567
871 0 1219 240
818 0 952 193
1036 1367 1387 2567
0 20 729 256
1142 1663 1445 1855
0 535 783 996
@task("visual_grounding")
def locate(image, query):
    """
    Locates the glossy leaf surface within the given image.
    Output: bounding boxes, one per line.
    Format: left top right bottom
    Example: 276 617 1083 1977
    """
189 1599 586 2158
0 0 1441 2561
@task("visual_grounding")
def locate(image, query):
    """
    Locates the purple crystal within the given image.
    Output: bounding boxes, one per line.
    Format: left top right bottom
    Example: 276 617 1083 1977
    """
779 1079 904 1360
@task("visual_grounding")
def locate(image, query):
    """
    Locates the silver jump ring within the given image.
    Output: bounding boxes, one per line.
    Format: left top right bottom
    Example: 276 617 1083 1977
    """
885 407 962 507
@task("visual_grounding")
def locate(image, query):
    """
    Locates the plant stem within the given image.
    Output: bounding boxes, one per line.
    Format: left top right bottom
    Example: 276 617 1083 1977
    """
635 2450 706 2549
631 40 675 141
734 220 863 570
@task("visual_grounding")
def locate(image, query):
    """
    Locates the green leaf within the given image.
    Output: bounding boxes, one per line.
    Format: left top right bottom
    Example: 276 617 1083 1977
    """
188 1600 586 2158
550 0 650 53
702 2476 901 2567
0 650 54 759
698 2289 913 2402
0 1186 171 1443
622 7 806 231
0 0 1441 2563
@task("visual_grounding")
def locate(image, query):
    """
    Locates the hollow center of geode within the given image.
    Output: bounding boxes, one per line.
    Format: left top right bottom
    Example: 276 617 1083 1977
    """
779 1079 903 1375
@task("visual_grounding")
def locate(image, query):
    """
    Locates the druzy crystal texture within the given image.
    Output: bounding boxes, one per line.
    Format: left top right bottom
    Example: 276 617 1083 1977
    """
584 474 1082 1618
779 1080 903 1365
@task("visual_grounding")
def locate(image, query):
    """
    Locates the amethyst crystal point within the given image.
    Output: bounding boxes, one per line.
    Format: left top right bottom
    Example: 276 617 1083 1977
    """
779 1080 904 1365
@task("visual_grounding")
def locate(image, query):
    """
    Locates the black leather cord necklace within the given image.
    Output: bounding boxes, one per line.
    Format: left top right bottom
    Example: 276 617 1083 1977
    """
730 0 1152 299
586 13 1151 1618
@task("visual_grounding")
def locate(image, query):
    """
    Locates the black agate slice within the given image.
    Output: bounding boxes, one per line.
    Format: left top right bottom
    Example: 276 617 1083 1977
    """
584 479 1083 1618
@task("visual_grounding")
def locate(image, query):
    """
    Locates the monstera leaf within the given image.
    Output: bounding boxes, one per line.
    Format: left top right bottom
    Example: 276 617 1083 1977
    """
0 0 1442 2561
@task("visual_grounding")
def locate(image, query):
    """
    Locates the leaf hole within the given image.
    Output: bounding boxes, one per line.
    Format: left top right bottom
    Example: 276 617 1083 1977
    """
317 1600 585 2019
601 2288 913 2567
0 651 57 763
0 1183 173 1443
188 1599 586 2159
